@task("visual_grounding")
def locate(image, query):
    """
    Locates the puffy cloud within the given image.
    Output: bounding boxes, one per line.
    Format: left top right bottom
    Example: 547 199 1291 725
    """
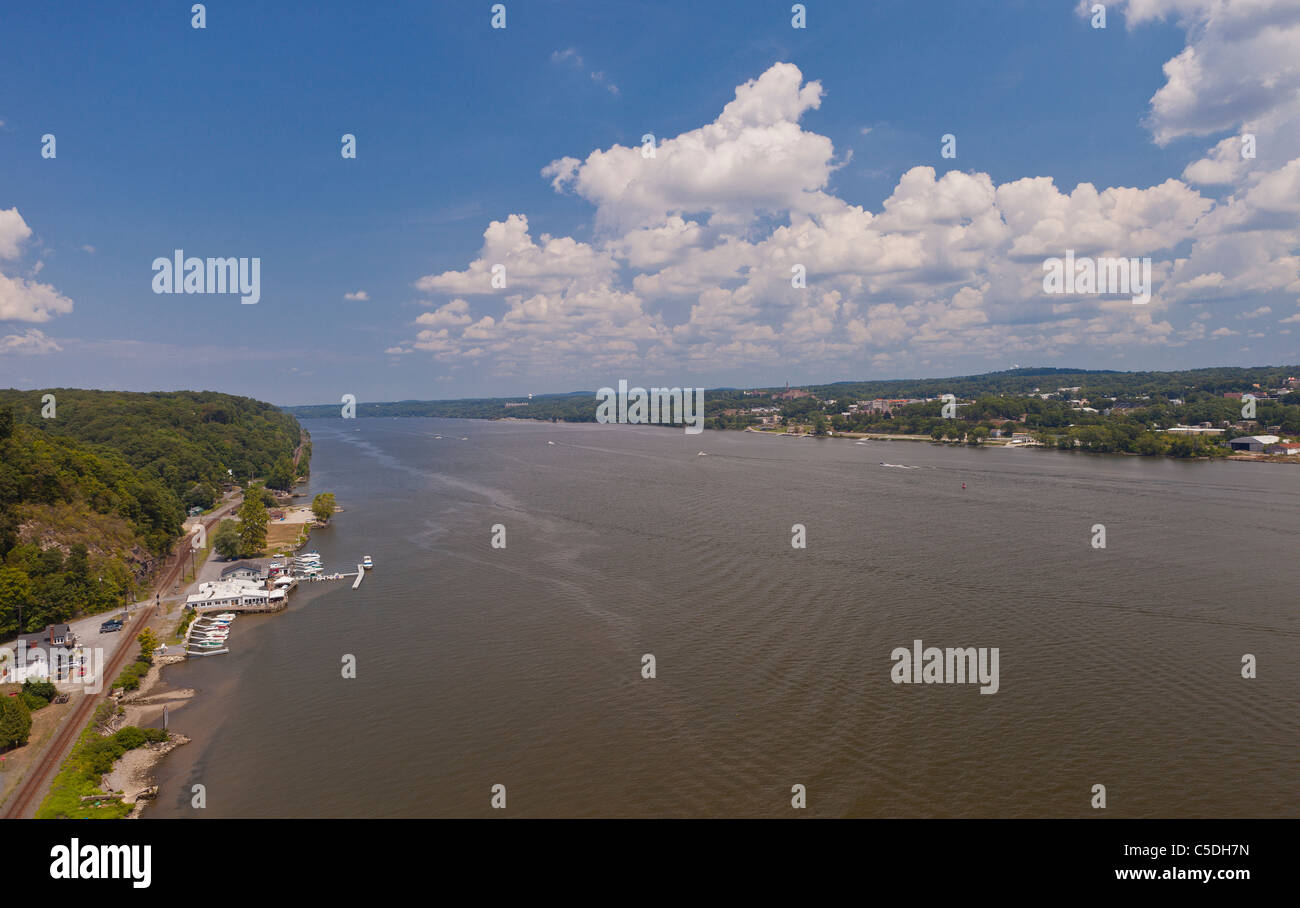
415 298 472 328
401 41 1300 382
344 290 369 301
1119 0 1300 144
0 208 75 323
544 62 837 231
0 328 61 355
416 214 618 295
0 272 74 323
0 208 33 259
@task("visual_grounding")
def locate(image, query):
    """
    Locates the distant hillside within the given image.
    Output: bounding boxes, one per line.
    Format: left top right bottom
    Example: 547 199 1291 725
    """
282 366 1300 423
0 390 307 636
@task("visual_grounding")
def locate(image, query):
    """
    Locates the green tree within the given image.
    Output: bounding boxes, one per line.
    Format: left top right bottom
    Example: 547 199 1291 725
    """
0 566 33 636
136 628 160 662
183 482 217 511
311 492 337 523
237 491 268 557
0 693 32 750
266 455 295 492
212 519 242 560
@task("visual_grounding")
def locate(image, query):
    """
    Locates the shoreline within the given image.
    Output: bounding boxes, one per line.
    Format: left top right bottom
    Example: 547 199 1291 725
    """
142 520 351 816
105 654 193 817
336 414 1298 464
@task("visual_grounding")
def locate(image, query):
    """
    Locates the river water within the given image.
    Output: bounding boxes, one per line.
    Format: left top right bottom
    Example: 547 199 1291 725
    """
146 418 1299 818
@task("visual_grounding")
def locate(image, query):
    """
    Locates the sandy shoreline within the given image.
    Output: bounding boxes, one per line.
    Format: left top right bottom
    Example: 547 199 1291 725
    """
103 654 193 817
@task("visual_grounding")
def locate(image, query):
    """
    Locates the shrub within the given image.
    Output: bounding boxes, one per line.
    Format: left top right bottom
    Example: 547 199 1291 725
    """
113 726 146 749
23 679 57 704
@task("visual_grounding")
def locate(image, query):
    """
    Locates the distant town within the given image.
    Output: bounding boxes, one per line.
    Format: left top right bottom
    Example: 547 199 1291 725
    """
285 366 1300 461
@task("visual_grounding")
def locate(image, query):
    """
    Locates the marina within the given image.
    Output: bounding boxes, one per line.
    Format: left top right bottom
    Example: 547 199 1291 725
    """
180 555 372 658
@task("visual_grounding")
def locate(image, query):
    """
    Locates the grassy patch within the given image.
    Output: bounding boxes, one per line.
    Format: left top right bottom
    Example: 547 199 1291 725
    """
35 702 167 819
167 607 197 646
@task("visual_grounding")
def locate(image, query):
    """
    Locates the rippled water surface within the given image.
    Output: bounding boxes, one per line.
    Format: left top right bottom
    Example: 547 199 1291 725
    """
147 418 1300 818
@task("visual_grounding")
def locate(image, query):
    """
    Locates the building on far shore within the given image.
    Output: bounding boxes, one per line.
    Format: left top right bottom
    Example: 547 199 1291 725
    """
1264 441 1300 455
1165 425 1225 435
1228 434 1281 452
775 385 811 401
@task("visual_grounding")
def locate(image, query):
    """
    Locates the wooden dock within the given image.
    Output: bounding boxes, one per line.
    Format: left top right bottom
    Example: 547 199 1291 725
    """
352 567 365 589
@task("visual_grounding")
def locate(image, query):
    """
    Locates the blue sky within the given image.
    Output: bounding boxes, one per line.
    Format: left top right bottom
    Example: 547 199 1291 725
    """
2 0 1297 405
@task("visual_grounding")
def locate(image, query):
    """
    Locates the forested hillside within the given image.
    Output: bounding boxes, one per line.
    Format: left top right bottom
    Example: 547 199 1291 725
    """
0 391 307 637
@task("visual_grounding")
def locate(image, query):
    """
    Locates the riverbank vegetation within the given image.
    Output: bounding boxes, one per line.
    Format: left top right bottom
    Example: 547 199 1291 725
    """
0 391 307 637
35 701 167 819
110 630 159 694
311 492 336 523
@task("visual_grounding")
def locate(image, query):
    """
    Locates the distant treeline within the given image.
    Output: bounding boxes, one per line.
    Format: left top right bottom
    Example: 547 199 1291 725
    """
286 391 602 423
0 390 306 637
791 365 1300 403
284 366 1300 429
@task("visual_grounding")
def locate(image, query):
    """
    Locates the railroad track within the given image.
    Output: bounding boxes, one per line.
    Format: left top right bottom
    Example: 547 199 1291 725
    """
1 502 235 819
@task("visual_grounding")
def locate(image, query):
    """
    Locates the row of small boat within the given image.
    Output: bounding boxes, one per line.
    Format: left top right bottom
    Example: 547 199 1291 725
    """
295 551 373 569
190 613 236 648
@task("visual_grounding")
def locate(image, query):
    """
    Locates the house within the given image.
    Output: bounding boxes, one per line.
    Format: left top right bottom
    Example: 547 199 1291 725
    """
15 623 75 653
1264 442 1300 455
1228 435 1281 452
219 562 265 582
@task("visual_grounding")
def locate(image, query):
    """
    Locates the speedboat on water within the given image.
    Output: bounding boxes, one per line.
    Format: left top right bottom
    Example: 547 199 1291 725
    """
362 555 373 570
